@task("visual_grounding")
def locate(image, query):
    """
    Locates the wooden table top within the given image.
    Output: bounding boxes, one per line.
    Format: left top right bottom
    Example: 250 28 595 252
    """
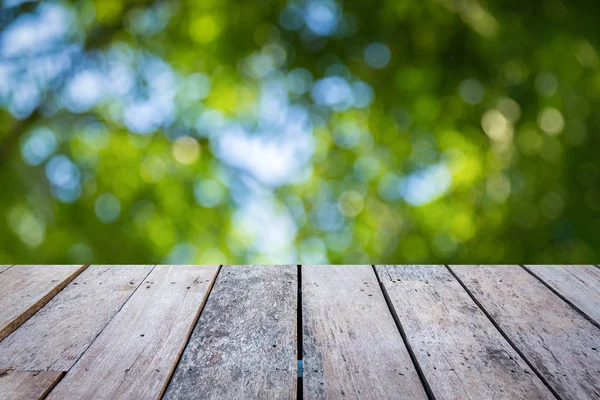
0 264 598 399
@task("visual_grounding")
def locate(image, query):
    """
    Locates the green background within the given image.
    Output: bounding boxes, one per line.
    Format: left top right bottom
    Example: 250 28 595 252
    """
1 0 599 264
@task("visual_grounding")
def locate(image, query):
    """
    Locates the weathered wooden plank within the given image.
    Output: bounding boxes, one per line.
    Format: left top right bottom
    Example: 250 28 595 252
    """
303 265 427 399
524 265 600 325
46 265 218 400
0 370 63 400
0 265 87 341
0 265 154 371
0 265 12 274
377 265 554 400
450 265 600 400
163 265 297 400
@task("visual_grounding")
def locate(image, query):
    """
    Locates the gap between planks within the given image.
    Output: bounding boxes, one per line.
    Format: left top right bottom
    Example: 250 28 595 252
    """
163 265 298 399
452 265 600 399
520 265 600 329
296 264 303 400
444 265 561 400
158 264 222 399
0 370 64 400
0 265 13 274
372 265 436 400
1 265 156 400
0 266 159 372
47 265 219 399
69 265 157 372
2 265 221 400
0 265 89 341
3 265 597 400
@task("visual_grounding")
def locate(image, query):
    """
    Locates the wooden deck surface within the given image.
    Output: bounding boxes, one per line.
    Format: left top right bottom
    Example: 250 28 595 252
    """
0 265 598 400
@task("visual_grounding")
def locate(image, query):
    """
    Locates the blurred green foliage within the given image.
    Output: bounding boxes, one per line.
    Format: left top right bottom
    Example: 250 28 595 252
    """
1 0 599 264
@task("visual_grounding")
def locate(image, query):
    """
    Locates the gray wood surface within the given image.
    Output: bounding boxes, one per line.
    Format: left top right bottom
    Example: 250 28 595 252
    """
46 265 218 400
0 265 154 371
524 265 600 325
163 265 298 400
377 265 554 400
0 266 12 274
0 370 63 400
303 265 427 400
450 265 600 400
0 265 87 340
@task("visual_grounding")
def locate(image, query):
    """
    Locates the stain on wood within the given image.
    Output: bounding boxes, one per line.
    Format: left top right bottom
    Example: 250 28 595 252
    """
0 265 87 341
46 265 218 400
524 265 600 325
303 265 427 399
0 265 154 371
377 265 554 400
450 265 600 400
163 265 298 400
0 370 63 400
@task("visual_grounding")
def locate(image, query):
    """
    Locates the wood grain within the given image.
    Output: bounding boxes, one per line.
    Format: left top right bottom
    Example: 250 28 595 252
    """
0 265 87 340
450 265 600 400
524 265 600 325
163 265 297 400
377 265 554 400
303 265 427 400
0 265 154 371
0 370 63 400
0 266 12 274
46 265 218 400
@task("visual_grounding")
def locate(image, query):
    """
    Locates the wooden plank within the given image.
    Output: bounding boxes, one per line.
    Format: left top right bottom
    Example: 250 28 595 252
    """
163 265 297 400
0 265 87 341
0 370 63 400
46 265 218 400
0 265 154 371
376 265 554 400
450 265 600 400
524 265 600 325
0 265 12 274
303 265 427 399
